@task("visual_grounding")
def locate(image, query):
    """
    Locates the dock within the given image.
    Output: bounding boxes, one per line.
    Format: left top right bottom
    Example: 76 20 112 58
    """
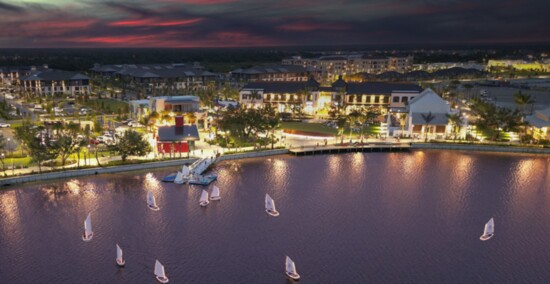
289 143 411 156
189 156 216 175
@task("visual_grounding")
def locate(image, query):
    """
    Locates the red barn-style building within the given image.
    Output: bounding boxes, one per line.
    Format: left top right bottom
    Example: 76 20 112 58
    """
156 116 200 154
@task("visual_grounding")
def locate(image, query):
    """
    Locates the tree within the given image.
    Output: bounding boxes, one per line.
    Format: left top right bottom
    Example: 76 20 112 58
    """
0 133 5 171
109 130 151 161
15 124 57 173
262 105 280 149
514 91 534 115
446 113 463 140
420 112 435 142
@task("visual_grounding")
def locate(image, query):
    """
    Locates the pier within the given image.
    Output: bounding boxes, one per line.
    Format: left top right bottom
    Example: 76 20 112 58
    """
289 143 411 156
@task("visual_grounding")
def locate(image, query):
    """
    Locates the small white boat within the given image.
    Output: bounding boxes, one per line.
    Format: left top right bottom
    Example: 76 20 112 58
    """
147 191 160 211
480 217 495 241
116 244 125 267
173 171 184 184
285 256 300 280
82 213 93 241
265 194 279 217
154 259 169 283
199 190 210 207
210 186 221 201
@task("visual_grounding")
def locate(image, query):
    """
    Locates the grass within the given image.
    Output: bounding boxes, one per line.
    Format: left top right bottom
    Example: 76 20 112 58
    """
80 98 128 115
279 122 338 135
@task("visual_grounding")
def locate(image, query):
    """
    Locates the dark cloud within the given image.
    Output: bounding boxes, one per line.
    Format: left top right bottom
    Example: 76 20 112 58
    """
0 0 548 47
0 1 24 13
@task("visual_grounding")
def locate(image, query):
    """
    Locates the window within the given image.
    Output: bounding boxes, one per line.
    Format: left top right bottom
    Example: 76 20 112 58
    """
401 97 408 103
374 96 380 103
392 96 400 103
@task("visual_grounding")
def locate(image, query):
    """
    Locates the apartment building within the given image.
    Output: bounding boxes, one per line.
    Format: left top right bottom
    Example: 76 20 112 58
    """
19 69 90 96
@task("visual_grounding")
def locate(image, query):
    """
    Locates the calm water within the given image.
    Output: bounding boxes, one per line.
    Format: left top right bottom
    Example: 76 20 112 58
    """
2 151 550 283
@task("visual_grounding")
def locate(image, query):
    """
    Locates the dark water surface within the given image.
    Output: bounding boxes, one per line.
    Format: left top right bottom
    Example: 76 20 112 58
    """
2 150 550 283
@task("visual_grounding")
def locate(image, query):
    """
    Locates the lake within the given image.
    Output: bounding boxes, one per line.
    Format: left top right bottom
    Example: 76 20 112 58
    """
1 150 550 283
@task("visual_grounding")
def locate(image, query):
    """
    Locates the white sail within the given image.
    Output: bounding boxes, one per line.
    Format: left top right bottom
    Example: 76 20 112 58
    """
147 191 157 207
265 194 276 212
181 165 190 176
484 218 495 236
211 186 220 200
84 213 92 237
174 171 184 184
154 260 166 278
286 256 297 275
116 244 123 260
200 190 209 203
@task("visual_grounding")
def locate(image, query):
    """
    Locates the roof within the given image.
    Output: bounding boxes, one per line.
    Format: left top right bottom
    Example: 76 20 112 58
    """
157 125 200 142
409 88 440 105
526 107 550 128
411 113 449 126
231 64 314 75
345 82 422 95
242 81 320 94
164 96 200 104
91 63 217 79
20 70 89 81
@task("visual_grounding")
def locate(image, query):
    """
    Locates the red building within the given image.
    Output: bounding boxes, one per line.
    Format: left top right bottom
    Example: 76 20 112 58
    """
156 116 200 154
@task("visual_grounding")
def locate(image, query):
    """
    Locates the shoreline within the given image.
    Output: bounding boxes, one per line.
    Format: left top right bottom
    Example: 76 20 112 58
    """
2 144 550 187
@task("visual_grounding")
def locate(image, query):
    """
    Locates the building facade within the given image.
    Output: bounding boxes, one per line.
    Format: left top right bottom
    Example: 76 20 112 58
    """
230 65 321 83
239 78 422 115
90 63 219 95
282 55 414 82
156 116 200 154
19 69 91 96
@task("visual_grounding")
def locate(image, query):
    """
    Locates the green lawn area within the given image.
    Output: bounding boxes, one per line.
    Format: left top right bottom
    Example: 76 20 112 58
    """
81 98 129 114
279 122 338 135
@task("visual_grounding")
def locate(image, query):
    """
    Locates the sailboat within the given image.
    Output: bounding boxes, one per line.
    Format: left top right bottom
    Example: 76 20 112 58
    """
210 185 221 201
285 256 300 280
182 165 190 179
265 194 280 216
147 191 160 211
116 244 125 267
480 217 495 241
82 213 93 241
199 190 210 207
174 171 184 184
154 259 169 283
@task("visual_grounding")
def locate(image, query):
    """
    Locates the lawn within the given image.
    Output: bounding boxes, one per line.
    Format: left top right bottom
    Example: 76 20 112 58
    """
279 122 338 135
81 98 129 114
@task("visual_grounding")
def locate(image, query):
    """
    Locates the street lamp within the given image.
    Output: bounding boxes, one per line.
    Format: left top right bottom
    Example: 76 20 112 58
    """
87 145 90 166
7 138 13 175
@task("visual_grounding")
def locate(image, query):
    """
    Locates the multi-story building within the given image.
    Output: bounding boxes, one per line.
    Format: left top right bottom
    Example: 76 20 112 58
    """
19 69 90 96
229 65 320 83
90 63 219 95
239 77 422 115
0 65 49 86
282 55 414 82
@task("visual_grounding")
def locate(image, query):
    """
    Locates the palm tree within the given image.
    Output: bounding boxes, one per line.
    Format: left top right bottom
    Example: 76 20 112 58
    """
514 91 534 115
420 112 435 142
446 113 463 140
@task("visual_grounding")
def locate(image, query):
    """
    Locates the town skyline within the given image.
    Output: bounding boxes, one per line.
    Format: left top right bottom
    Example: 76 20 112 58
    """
0 0 549 48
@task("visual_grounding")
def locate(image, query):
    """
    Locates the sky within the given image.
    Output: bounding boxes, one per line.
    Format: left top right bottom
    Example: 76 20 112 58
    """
0 0 548 48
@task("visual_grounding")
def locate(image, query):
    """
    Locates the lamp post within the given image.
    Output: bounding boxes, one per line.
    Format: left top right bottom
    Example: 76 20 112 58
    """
87 145 90 166
1 152 4 173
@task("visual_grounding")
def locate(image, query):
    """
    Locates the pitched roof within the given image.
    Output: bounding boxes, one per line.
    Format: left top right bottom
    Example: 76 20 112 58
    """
242 81 320 93
164 96 200 104
20 70 89 81
231 65 314 75
91 63 217 79
345 82 422 95
157 125 200 141
408 88 442 105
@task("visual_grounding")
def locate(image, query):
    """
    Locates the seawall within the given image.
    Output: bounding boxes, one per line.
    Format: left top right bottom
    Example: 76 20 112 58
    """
411 143 550 155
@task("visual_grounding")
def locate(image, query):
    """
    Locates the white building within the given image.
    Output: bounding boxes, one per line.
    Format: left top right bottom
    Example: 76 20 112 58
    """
405 88 453 139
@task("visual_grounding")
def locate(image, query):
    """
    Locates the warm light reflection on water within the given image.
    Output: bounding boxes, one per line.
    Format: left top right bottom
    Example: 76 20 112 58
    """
2 152 550 283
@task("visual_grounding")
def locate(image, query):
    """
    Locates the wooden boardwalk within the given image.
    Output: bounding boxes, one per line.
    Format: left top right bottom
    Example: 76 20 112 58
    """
289 143 411 156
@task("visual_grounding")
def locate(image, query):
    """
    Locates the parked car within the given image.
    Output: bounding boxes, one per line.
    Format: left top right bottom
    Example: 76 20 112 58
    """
128 121 143 128
89 138 99 145
0 123 10 128
4 94 14 100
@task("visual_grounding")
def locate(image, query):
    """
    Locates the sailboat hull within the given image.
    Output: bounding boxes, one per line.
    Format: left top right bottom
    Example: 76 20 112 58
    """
286 272 300 280
480 233 494 241
266 209 280 217
200 201 210 207
209 196 221 201
148 204 160 211
116 258 125 267
82 232 93 242
156 276 169 283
